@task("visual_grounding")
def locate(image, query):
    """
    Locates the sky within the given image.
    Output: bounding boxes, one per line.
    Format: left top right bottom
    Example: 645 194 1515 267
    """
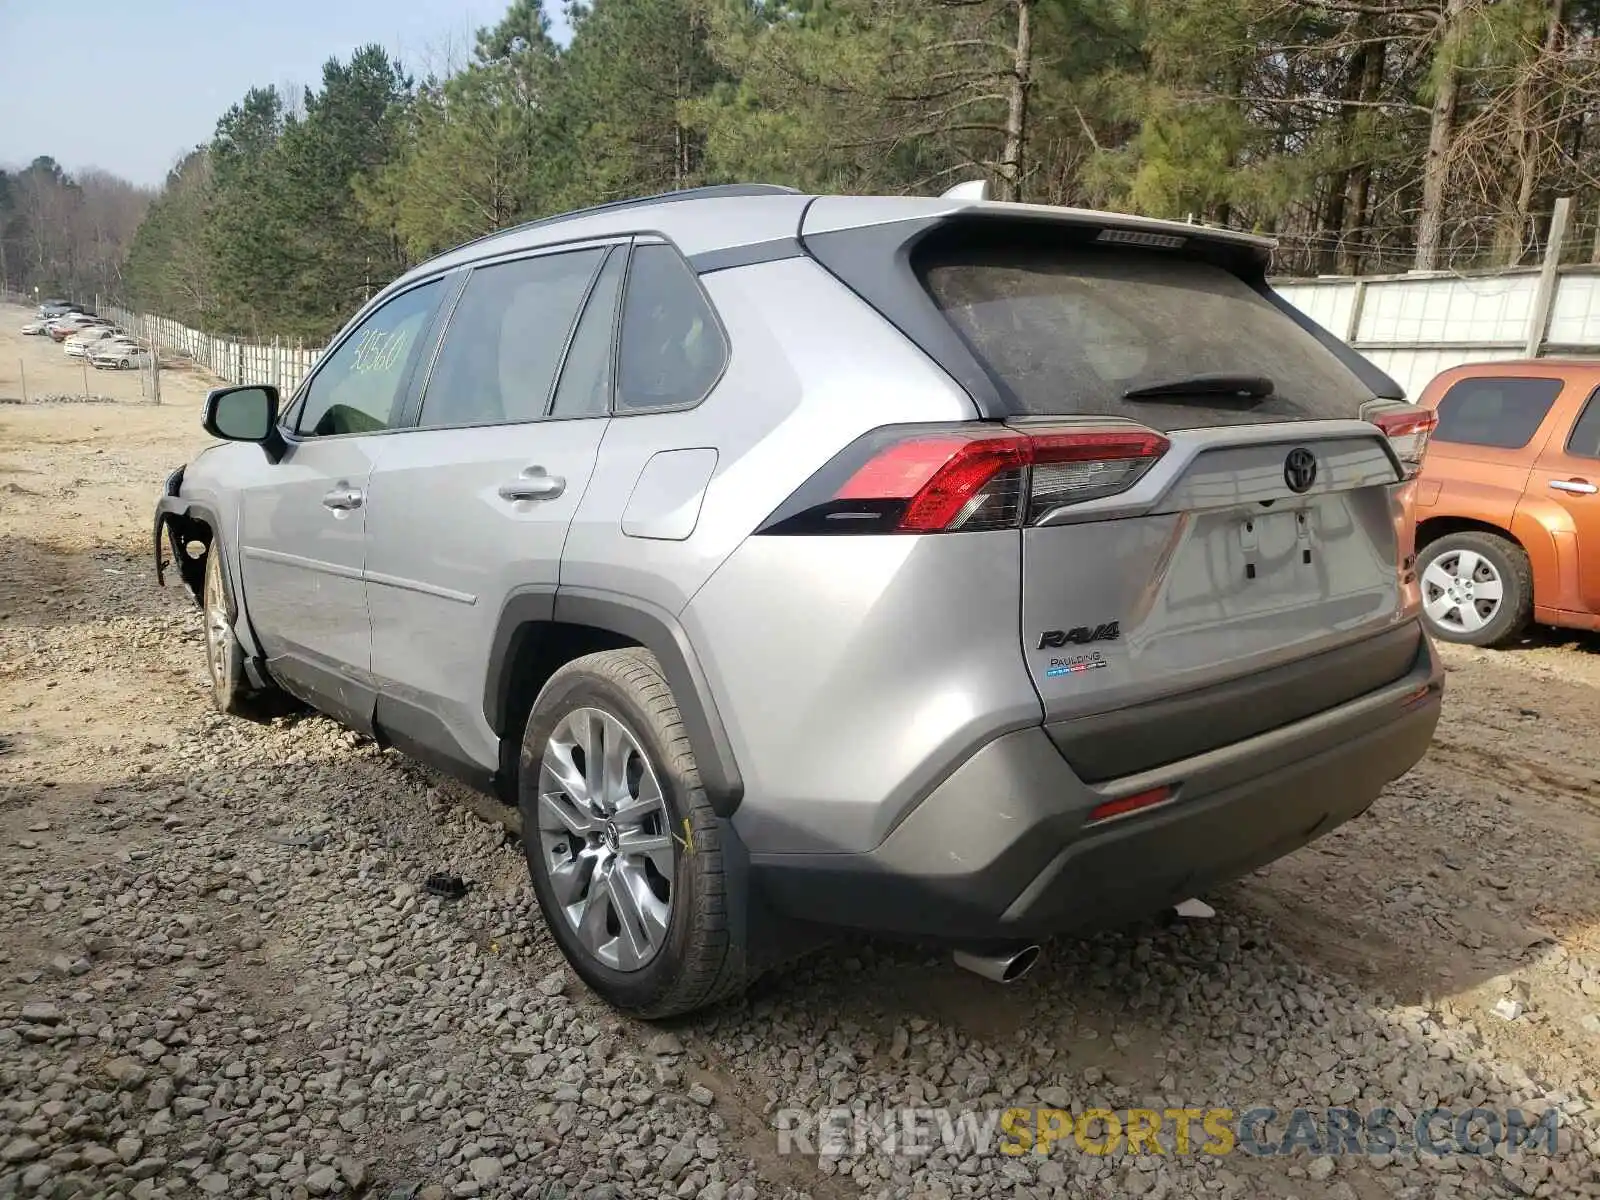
0 0 572 189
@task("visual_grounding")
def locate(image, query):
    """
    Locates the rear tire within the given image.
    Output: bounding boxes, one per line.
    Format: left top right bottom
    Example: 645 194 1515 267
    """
1418 531 1533 648
519 649 746 1019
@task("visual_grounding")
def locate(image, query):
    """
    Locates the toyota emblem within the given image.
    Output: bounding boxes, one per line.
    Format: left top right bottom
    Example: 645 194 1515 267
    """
1284 448 1317 494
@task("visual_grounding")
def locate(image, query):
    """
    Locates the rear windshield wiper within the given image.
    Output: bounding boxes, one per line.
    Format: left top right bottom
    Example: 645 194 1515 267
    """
1123 373 1275 400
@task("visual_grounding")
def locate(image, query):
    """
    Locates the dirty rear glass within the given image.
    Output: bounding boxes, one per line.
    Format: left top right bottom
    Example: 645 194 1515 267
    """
917 241 1373 430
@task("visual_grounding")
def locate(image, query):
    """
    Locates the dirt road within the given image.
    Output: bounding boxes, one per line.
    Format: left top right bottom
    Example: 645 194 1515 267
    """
2 300 1599 1199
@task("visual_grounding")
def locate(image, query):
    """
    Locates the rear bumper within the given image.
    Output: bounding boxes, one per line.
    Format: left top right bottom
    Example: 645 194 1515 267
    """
749 629 1442 941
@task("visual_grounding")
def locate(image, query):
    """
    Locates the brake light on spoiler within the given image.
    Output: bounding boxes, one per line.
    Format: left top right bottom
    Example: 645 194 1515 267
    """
756 423 1170 535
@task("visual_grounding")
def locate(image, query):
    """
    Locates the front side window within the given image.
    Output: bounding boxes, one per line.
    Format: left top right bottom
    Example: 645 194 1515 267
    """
297 280 442 437
419 248 608 428
1432 378 1561 450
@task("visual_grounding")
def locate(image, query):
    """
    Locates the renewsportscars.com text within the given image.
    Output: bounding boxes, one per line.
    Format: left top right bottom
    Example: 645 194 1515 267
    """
773 1105 1562 1160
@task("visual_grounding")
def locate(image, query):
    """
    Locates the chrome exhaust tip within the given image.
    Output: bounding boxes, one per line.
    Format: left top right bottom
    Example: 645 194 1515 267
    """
952 943 1041 984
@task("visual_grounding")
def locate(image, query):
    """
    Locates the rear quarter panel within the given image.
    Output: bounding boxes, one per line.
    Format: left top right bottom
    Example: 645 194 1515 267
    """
683 532 1042 856
559 255 978 612
560 255 1032 854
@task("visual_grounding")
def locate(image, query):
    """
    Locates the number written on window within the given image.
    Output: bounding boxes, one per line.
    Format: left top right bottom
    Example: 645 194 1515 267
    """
297 280 442 437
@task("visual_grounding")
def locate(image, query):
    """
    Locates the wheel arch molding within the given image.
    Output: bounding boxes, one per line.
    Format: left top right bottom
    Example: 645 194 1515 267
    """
483 587 746 817
154 495 225 608
154 494 267 673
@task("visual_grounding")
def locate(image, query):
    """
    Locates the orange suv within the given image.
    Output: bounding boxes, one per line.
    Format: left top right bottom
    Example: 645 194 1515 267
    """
1414 360 1600 645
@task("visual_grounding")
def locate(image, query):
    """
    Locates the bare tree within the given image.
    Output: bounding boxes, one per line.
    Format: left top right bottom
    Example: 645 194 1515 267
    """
998 0 1035 202
1414 0 1472 271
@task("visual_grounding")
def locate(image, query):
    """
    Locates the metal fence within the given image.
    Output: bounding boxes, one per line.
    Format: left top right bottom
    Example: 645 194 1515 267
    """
1273 266 1600 401
1 287 324 396
96 300 323 395
1272 195 1600 401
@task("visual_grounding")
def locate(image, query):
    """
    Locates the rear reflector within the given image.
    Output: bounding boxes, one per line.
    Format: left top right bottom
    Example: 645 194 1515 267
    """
757 423 1169 535
1363 402 1437 480
1086 786 1173 825
1400 683 1438 711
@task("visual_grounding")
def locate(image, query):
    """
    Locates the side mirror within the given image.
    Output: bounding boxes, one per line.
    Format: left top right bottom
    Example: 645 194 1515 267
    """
203 385 285 462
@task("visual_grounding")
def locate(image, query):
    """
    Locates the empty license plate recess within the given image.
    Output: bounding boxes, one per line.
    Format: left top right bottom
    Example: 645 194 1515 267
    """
1240 507 1314 583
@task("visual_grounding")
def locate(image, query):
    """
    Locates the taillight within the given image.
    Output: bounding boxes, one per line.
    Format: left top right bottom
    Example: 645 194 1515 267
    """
1363 401 1437 480
1025 430 1171 521
756 423 1169 535
834 433 1026 531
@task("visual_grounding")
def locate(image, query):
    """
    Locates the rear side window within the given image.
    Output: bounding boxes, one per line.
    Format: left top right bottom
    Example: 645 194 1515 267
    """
617 244 727 411
420 248 607 429
1567 389 1600 459
551 248 627 419
1432 378 1560 450
916 239 1372 430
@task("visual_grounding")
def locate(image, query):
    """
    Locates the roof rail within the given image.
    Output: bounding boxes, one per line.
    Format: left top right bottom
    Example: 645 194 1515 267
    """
446 183 804 259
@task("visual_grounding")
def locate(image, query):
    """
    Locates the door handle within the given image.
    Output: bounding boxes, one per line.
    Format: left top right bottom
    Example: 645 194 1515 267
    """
498 467 565 502
1550 478 1598 495
322 485 364 510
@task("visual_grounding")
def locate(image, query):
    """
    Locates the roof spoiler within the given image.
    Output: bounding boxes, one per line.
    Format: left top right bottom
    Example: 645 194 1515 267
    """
941 179 992 201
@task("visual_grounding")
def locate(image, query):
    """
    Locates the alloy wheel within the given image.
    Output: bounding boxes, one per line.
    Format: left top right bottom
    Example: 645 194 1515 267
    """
1422 548 1504 635
536 707 675 972
204 559 234 691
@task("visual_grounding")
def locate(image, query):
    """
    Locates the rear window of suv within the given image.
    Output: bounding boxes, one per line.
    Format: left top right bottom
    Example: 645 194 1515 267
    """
1432 377 1561 449
915 234 1373 430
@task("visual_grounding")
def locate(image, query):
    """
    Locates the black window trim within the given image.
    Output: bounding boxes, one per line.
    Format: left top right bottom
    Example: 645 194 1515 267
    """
400 266 474 429
548 239 631 422
1564 384 1600 460
1432 374 1566 453
401 241 618 433
545 242 623 421
610 235 732 418
279 271 457 444
281 229 731 438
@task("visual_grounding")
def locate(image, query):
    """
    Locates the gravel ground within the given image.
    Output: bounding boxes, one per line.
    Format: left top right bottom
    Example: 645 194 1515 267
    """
3 313 1600 1199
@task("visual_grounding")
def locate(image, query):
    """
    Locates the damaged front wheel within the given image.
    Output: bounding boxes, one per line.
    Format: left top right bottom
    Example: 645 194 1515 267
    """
202 540 281 719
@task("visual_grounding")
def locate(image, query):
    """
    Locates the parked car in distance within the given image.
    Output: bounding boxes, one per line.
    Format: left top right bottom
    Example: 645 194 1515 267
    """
1412 359 1600 645
152 183 1445 1017
91 341 148 370
46 312 94 333
37 300 80 318
64 326 126 357
20 318 50 335
47 315 106 342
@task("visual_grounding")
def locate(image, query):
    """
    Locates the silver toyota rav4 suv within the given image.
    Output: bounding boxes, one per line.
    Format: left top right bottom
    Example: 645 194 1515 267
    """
153 183 1444 1017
